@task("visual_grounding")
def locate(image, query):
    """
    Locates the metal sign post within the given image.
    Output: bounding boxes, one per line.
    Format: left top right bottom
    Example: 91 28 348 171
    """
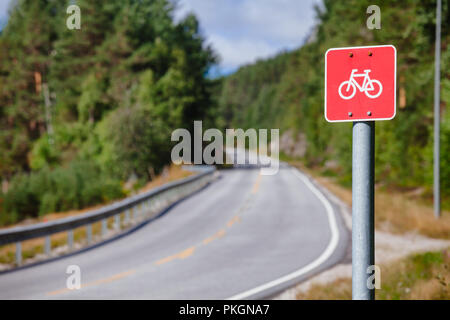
325 45 396 300
434 0 441 219
352 121 375 300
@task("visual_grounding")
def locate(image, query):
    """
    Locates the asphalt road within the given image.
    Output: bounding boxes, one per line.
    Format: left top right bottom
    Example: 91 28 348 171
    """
0 165 349 299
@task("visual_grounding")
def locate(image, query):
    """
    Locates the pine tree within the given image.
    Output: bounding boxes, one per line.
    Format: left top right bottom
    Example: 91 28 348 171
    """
0 0 62 177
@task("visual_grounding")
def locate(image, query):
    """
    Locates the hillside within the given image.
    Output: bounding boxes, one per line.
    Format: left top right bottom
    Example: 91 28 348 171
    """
0 0 448 225
214 0 450 207
0 0 216 224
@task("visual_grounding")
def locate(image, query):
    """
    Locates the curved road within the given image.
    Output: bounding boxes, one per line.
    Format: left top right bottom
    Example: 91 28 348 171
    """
0 165 349 299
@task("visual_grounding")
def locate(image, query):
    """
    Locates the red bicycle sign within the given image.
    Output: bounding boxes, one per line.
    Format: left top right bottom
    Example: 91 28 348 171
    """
338 69 383 100
325 45 396 122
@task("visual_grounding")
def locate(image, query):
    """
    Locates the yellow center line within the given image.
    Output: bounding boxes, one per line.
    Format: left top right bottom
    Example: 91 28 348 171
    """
46 269 135 296
251 171 262 194
154 169 261 267
226 215 241 228
47 170 262 296
154 246 196 266
202 229 226 245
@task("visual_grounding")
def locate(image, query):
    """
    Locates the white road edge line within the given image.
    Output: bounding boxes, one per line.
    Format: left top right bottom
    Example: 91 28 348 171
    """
226 167 340 300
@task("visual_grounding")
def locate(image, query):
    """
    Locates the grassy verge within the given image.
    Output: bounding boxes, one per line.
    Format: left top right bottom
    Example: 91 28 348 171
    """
296 249 450 300
0 165 192 266
283 156 450 239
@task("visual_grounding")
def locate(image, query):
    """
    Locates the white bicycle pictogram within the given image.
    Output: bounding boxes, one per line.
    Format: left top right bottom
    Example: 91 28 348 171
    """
338 69 383 100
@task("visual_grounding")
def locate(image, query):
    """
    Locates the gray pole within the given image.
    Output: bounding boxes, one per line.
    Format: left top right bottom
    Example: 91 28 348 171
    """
352 121 375 300
434 0 441 218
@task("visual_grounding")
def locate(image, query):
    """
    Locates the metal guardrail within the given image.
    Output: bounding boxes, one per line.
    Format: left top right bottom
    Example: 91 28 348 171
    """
0 166 216 266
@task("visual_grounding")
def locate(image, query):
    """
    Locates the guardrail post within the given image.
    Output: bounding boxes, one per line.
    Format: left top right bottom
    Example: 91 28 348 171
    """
68 230 74 250
148 201 153 216
45 236 51 256
125 209 130 224
115 214 120 231
102 219 107 237
87 224 92 244
156 197 161 210
15 242 22 266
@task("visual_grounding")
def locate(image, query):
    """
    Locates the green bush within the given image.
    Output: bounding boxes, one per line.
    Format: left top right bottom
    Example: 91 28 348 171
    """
1 160 124 225
39 193 58 216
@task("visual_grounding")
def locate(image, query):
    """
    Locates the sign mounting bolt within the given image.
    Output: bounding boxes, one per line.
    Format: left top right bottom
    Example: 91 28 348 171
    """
367 111 372 116
348 112 353 117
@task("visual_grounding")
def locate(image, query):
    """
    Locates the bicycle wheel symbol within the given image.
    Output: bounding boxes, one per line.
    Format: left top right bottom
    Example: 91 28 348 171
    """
364 79 382 99
338 81 356 100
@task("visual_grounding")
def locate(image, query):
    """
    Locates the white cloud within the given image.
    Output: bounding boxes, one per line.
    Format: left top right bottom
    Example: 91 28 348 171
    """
174 0 319 71
242 0 317 43
209 34 275 68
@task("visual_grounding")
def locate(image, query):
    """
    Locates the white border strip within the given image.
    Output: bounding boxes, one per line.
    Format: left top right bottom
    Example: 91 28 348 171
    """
226 167 340 300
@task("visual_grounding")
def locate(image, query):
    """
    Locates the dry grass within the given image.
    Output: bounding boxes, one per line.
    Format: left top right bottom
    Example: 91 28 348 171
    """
289 161 450 239
0 214 121 265
138 165 192 193
296 278 352 300
0 165 192 266
296 249 450 300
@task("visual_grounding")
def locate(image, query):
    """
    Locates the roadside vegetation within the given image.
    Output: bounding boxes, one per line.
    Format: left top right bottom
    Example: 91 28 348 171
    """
296 249 450 300
0 0 216 225
284 156 450 239
214 0 450 211
1 1 448 242
0 165 192 266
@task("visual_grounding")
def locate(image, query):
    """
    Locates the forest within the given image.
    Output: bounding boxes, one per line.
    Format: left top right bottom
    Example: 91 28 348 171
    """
0 0 216 224
214 0 450 207
0 0 448 225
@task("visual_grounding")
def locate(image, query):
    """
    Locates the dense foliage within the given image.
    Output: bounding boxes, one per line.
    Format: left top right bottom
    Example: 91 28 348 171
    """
0 0 216 223
1 160 123 225
1 0 448 224
215 0 450 205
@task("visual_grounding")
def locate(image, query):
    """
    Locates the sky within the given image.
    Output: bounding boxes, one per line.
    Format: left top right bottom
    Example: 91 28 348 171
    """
0 0 320 75
173 0 320 75
0 0 11 29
